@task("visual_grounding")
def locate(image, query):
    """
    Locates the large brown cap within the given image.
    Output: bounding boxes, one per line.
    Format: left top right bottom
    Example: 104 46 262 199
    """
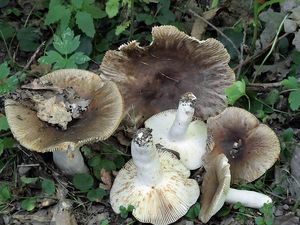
205 107 280 184
5 69 123 152
100 25 235 124
200 154 230 223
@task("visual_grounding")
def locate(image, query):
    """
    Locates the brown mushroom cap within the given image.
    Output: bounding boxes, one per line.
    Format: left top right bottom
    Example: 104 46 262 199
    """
200 154 230 223
205 107 280 183
5 69 123 152
100 25 235 123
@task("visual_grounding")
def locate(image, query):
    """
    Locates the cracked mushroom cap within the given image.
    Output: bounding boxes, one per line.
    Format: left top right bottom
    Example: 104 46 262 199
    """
5 69 123 152
200 154 230 223
205 107 280 184
100 25 235 124
110 133 199 224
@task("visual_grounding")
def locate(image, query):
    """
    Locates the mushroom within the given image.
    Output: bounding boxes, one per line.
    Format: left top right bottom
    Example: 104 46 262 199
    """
100 25 235 125
110 128 200 225
200 154 272 223
5 69 123 175
145 92 207 170
206 107 280 183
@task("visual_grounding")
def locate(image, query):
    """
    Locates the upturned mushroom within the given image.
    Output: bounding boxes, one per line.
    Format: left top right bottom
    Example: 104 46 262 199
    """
110 128 200 225
200 154 272 223
206 107 280 183
100 25 235 125
5 69 123 175
145 92 207 170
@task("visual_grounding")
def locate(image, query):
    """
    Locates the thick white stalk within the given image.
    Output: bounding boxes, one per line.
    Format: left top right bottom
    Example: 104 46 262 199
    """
52 146 89 175
131 128 161 186
168 93 196 141
226 188 272 208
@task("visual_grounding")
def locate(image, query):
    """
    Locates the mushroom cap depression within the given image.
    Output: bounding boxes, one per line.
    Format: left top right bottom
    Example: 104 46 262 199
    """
145 109 207 170
200 154 230 223
5 69 124 152
100 25 235 123
205 107 280 184
110 148 200 225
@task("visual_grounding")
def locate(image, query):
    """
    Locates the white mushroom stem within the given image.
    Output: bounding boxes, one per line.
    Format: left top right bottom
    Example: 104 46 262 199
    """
131 128 161 186
52 146 89 175
225 188 272 208
168 93 196 141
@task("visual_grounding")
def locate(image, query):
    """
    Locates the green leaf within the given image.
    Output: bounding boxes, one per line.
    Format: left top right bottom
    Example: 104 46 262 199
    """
75 11 95 37
119 205 134 218
0 184 11 203
288 89 300 111
281 128 294 142
87 188 106 202
72 173 94 191
282 76 299 89
105 0 119 18
16 27 40 52
20 176 38 185
0 22 16 39
225 80 246 105
53 28 80 55
21 198 36 211
44 0 67 25
115 21 130 36
83 4 106 19
264 89 279 106
136 13 155 25
255 216 265 225
71 0 83 9
99 219 109 225
0 62 9 80
185 202 200 219
100 159 116 171
114 155 125 169
68 52 90 65
38 50 66 69
0 137 15 156
41 179 55 195
0 116 9 131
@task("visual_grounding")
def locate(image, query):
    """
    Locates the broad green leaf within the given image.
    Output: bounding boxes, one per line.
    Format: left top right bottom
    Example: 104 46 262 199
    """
185 202 200 219
105 0 119 18
16 27 40 52
288 89 300 111
0 137 14 156
75 11 95 38
281 128 294 142
87 188 106 202
44 0 66 25
0 75 18 94
68 52 90 65
0 184 11 203
88 155 102 167
20 176 38 185
83 4 106 19
114 155 125 169
38 50 65 69
0 22 15 39
41 179 55 195
99 219 109 225
100 159 116 171
53 28 80 55
282 76 299 89
0 62 9 80
264 89 279 106
136 13 155 25
71 0 83 9
21 198 36 211
115 21 130 36
73 173 94 191
255 216 265 225
225 80 246 105
59 8 71 32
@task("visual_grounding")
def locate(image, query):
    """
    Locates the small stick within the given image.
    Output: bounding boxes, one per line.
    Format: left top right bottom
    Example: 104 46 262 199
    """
247 81 282 91
23 41 46 71
188 9 241 59
236 23 247 78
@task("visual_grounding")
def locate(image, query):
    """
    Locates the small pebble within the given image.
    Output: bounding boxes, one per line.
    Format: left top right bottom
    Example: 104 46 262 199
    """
275 208 284 216
283 204 289 210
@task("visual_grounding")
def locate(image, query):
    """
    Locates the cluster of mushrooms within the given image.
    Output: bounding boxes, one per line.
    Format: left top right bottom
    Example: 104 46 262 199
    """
4 26 280 224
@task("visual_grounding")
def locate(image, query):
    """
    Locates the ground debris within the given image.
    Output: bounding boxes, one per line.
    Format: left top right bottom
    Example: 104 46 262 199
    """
7 79 90 130
51 199 77 225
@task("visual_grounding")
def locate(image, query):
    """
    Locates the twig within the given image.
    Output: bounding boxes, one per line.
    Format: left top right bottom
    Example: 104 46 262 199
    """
247 81 282 91
233 33 289 72
188 9 241 59
236 23 247 78
23 41 45 71
251 14 289 83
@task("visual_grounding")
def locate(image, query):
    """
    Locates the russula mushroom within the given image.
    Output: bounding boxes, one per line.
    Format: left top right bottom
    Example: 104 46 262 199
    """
145 92 207 170
100 25 235 125
200 154 272 223
206 107 280 183
110 128 200 225
5 69 123 175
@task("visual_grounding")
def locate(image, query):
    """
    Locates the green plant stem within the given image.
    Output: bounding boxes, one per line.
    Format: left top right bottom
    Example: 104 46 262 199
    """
252 0 260 50
251 14 289 83
129 0 135 40
254 97 289 115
